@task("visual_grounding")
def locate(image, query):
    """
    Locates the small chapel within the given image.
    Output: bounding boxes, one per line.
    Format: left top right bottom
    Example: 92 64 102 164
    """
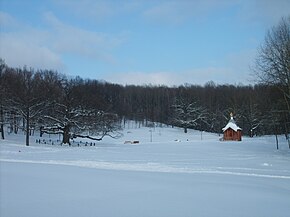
222 113 242 141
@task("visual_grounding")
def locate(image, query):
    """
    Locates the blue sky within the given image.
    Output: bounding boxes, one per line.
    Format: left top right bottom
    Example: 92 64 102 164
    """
0 0 289 86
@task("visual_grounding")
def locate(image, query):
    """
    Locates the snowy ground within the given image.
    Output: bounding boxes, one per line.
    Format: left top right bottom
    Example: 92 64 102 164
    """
1 124 290 217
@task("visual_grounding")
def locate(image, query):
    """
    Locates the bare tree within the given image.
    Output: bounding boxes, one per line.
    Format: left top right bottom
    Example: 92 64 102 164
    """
0 59 7 139
41 79 122 145
254 16 290 112
6 68 47 146
42 103 122 145
239 96 263 137
4 68 60 146
245 103 262 137
172 98 208 133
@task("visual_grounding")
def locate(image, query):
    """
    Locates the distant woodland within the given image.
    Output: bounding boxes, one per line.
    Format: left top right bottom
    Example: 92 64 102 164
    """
0 60 288 140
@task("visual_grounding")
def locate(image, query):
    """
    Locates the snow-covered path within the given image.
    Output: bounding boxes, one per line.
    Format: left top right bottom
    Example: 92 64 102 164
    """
1 127 290 217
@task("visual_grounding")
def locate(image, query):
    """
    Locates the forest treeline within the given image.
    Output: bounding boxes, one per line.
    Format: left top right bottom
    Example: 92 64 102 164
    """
1 59 289 144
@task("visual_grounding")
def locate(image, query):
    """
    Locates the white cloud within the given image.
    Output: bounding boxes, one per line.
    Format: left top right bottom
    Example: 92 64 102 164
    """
142 0 290 26
143 0 233 25
105 66 251 87
55 0 231 26
54 0 143 24
43 12 125 63
106 71 180 86
0 11 19 28
0 11 126 71
0 12 64 70
0 35 64 70
143 1 189 25
184 67 250 85
105 46 256 86
237 0 290 26
55 0 114 23
226 49 256 81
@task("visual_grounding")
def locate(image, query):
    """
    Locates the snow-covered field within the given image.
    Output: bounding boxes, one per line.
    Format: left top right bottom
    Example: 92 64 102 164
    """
1 124 290 217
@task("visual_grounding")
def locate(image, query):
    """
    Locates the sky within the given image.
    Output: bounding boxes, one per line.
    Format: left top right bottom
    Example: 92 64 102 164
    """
0 0 289 86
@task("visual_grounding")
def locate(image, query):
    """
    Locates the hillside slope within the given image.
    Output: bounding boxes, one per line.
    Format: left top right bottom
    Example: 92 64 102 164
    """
1 125 290 217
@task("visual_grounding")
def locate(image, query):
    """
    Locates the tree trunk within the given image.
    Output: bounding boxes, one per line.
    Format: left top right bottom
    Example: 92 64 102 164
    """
284 118 290 149
0 106 4 140
275 134 279 150
184 127 187 133
40 126 44 137
26 107 30 146
14 115 18 134
0 124 4 140
275 126 279 150
62 125 70 145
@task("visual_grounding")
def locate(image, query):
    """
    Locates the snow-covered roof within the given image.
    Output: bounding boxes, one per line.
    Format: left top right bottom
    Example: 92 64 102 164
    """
222 117 242 132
